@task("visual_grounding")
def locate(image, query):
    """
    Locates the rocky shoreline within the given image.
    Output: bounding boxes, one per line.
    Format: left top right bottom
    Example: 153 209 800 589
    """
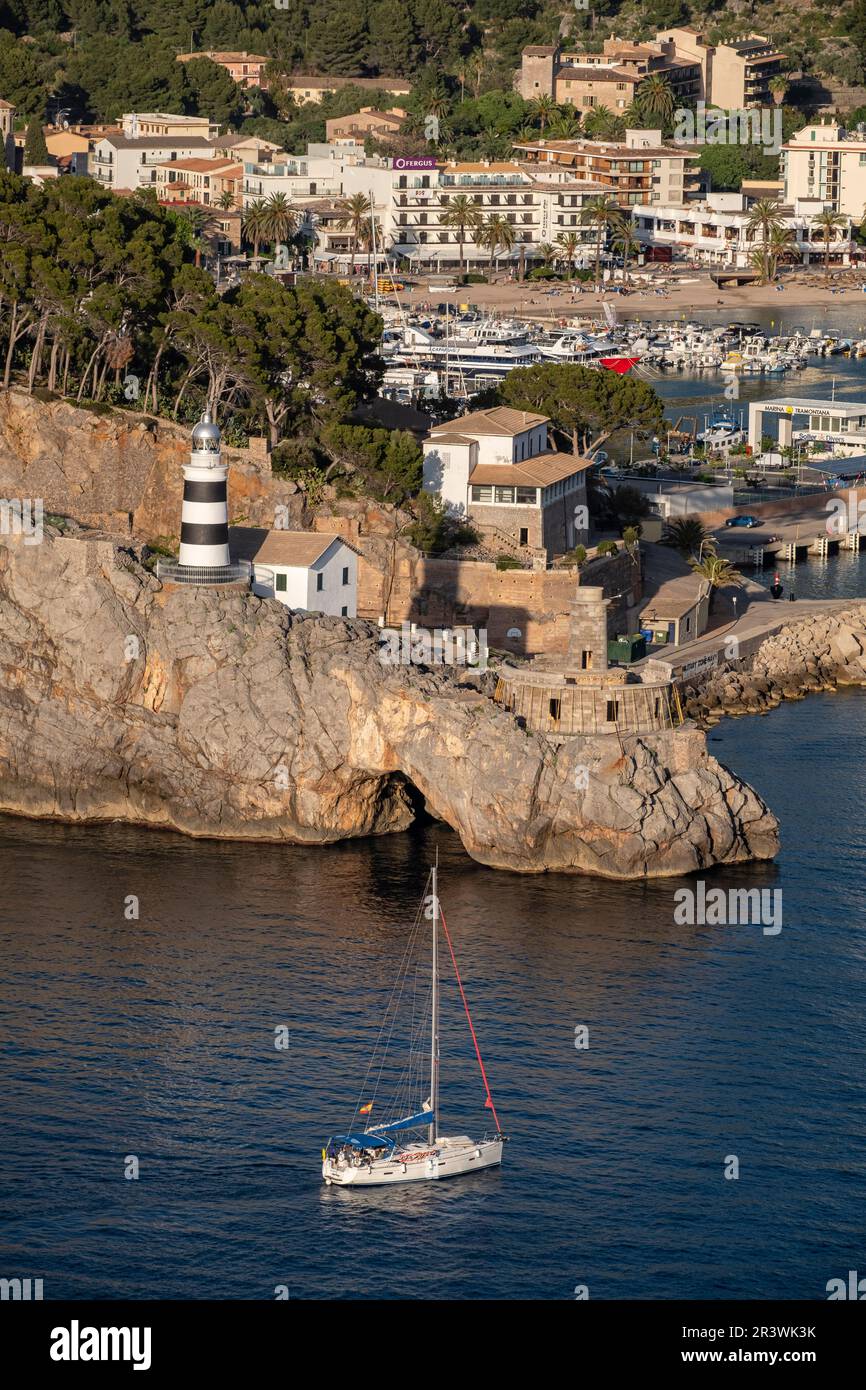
681 606 866 723
0 531 779 878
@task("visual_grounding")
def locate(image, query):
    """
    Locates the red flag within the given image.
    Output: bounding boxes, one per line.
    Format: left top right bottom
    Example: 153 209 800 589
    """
484 1095 494 1108
600 356 639 374
359 1103 373 1115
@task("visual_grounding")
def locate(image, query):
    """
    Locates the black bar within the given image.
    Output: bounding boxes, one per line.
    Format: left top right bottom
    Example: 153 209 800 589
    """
179 522 229 546
4 1297 862 1372
182 479 227 503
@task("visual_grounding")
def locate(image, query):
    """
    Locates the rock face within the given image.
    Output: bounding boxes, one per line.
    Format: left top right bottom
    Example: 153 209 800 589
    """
683 606 866 722
0 389 306 537
0 532 779 877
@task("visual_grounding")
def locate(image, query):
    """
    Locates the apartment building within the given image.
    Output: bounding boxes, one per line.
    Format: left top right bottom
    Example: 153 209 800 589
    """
284 74 411 105
781 121 866 220
325 107 407 145
423 407 591 557
121 112 220 139
520 32 785 112
91 133 219 192
515 129 701 208
519 40 702 110
153 157 243 207
632 193 852 269
176 51 269 89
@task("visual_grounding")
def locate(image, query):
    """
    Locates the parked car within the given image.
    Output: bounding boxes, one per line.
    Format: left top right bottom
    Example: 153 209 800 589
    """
724 514 760 528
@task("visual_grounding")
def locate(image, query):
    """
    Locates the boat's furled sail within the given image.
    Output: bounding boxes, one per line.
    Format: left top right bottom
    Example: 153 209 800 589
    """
368 1110 435 1135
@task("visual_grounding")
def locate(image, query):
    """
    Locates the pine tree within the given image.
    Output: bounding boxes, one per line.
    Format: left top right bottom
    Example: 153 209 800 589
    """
306 7 368 76
368 0 416 75
24 120 50 166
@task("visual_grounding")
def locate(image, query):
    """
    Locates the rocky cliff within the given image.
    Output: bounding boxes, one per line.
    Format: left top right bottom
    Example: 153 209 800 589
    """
682 606 866 722
0 389 306 537
0 531 778 877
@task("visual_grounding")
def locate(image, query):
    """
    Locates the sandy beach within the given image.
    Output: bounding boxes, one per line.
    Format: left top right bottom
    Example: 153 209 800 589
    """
392 268 866 323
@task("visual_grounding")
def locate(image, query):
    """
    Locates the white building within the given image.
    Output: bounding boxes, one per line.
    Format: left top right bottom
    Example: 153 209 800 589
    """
423 406 591 557
91 133 221 192
782 120 866 220
234 530 359 615
121 112 220 139
632 193 852 269
747 397 866 454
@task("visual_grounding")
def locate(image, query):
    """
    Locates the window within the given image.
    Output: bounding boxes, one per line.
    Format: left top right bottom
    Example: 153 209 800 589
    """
471 485 493 502
548 698 561 722
519 527 529 546
606 699 619 722
342 566 349 585
494 486 515 503
581 649 593 671
341 606 348 616
316 573 324 592
276 573 287 591
515 487 538 504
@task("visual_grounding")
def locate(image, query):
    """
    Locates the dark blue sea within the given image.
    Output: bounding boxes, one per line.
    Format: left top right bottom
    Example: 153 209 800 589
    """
2 683 865 1301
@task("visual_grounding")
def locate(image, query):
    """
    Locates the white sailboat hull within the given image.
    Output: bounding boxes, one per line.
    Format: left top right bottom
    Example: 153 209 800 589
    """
323 1135 503 1187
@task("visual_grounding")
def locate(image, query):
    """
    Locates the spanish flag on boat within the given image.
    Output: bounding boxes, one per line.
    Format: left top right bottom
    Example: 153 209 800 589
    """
359 1103 373 1115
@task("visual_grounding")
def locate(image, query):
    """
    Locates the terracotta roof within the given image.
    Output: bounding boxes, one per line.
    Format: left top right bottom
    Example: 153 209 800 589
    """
470 453 593 486
430 406 548 437
557 65 640 82
0 99 15 110
98 134 216 149
230 528 358 567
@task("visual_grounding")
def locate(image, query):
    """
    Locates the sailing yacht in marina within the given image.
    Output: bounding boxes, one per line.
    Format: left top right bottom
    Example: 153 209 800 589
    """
321 858 506 1187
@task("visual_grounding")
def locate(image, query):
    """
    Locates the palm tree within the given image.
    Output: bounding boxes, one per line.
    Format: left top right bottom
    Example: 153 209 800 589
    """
610 219 639 285
335 192 373 274
537 242 556 270
580 194 620 288
477 213 516 272
745 199 785 284
439 193 484 276
633 73 675 127
548 110 581 140
215 189 236 211
813 208 848 279
766 223 800 280
554 230 582 278
530 93 557 133
262 192 297 248
661 517 710 557
769 75 788 106
585 105 621 141
242 198 269 261
689 547 744 612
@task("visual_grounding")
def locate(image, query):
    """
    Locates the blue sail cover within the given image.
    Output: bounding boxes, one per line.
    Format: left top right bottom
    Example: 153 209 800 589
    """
367 1110 435 1135
328 1133 396 1152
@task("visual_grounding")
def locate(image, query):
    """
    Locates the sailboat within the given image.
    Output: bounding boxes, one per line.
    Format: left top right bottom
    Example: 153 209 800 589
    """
321 857 506 1187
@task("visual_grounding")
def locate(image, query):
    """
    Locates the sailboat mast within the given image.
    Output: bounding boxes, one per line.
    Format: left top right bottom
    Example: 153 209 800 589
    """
429 857 439 1145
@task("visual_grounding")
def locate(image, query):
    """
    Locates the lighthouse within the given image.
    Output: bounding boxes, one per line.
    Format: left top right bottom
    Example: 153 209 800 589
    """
179 411 231 569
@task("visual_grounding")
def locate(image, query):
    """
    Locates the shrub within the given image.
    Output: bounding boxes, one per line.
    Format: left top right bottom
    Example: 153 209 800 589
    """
596 539 618 556
563 544 587 567
495 553 522 570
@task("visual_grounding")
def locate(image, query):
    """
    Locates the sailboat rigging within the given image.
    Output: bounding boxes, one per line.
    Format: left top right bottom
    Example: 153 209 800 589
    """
321 856 506 1186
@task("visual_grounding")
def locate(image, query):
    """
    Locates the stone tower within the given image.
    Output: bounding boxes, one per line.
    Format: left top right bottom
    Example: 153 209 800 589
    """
567 586 610 674
518 46 559 101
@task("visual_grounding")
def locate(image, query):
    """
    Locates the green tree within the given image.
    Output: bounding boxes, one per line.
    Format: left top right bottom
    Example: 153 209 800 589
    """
335 192 373 274
814 208 848 278
182 56 244 127
368 0 417 74
23 120 50 165
661 517 710 557
439 193 483 275
492 362 664 456
580 193 620 288
745 199 785 284
307 7 368 76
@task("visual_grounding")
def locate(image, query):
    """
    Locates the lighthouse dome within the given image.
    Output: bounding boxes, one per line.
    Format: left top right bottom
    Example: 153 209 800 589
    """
192 412 221 450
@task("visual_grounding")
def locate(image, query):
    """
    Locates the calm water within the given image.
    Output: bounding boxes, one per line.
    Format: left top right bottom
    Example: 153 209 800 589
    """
2 687 865 1301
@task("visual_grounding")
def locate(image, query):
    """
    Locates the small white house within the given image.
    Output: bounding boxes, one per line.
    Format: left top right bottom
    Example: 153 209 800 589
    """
231 528 359 615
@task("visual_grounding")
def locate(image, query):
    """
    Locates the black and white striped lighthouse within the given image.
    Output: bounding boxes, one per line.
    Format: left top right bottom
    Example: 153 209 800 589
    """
179 411 231 569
